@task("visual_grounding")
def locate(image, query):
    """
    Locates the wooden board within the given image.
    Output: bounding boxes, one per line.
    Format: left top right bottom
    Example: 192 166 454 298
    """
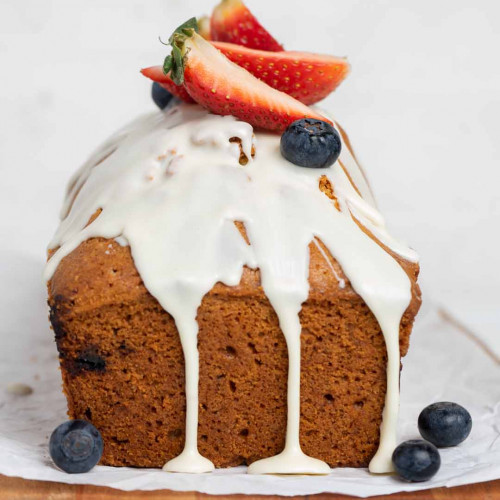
0 475 498 499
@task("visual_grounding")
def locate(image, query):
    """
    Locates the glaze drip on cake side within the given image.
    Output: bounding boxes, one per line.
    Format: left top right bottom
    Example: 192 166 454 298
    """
45 102 418 475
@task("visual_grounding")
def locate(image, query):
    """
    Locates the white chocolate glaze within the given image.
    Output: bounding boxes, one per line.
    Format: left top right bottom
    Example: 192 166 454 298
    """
45 102 418 475
312 238 346 289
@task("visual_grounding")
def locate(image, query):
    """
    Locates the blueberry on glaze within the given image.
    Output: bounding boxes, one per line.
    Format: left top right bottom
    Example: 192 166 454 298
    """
392 439 441 482
49 420 103 473
152 82 173 110
280 118 341 168
418 402 472 447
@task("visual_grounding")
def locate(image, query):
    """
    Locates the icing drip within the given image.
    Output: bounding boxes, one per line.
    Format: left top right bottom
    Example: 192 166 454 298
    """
247 306 330 475
163 315 215 473
45 103 417 475
312 239 346 289
335 138 377 209
331 163 418 263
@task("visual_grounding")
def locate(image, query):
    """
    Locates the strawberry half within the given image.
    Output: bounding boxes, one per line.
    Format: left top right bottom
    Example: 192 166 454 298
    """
141 67 194 103
211 0 283 51
161 19 330 132
212 41 350 105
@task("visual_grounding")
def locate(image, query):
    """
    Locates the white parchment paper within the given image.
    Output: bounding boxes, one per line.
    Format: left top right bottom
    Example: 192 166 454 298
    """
0 275 498 497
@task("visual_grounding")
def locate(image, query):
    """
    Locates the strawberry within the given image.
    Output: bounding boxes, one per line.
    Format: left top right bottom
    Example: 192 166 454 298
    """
141 66 194 103
161 19 330 132
197 15 211 40
211 0 283 51
212 41 350 105
144 42 350 106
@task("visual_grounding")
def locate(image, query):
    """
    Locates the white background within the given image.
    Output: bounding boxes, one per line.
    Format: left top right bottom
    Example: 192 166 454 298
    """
0 0 499 352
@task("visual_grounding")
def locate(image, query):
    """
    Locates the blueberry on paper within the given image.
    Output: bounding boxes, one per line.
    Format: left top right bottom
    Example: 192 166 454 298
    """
392 439 441 482
418 402 472 447
152 82 173 110
49 420 103 473
280 118 341 168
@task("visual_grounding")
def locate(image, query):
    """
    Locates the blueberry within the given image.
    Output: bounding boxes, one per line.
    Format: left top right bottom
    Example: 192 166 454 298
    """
151 82 173 110
418 402 472 447
392 439 441 482
49 420 103 473
280 118 342 168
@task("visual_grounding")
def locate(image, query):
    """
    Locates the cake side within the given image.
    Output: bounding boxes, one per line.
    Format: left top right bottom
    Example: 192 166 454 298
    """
48 232 420 468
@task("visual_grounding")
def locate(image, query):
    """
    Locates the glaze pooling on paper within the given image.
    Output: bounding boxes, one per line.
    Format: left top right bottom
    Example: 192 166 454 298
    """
45 103 417 474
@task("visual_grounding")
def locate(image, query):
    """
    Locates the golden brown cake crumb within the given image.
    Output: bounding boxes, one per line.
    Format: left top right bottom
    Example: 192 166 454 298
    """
48 232 420 468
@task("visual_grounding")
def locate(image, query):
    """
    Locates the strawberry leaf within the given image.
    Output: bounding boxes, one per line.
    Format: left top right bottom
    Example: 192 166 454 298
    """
170 44 184 85
162 17 199 85
168 17 199 45
163 55 173 75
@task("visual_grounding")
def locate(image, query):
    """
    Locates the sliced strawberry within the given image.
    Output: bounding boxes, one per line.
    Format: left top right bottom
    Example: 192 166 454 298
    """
212 41 350 105
211 0 283 51
141 66 194 103
144 42 350 106
164 27 330 132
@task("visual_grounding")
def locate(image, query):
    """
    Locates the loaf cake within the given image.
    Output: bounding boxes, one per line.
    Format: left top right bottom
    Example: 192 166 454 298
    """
45 1 421 476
